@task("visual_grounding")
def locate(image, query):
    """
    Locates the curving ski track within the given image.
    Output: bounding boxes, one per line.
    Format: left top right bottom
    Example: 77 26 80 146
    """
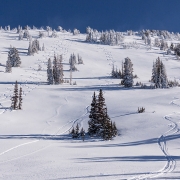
128 98 180 180
0 34 86 164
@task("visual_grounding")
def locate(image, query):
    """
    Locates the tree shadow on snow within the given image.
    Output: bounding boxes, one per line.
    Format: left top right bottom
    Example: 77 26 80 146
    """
0 81 47 85
75 155 180 163
0 134 71 141
55 84 150 92
72 133 180 148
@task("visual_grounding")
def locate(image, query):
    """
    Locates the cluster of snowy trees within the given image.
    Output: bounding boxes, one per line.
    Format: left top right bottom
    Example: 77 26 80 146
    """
88 89 118 140
100 30 124 45
77 54 83 64
28 39 44 55
51 30 58 38
172 43 180 56
39 29 58 38
18 29 32 41
86 27 124 45
141 30 174 40
69 53 83 68
6 47 21 73
57 26 68 33
11 81 23 110
151 57 168 88
47 54 64 85
70 124 85 140
112 58 136 88
111 64 122 79
122 41 140 49
69 54 78 71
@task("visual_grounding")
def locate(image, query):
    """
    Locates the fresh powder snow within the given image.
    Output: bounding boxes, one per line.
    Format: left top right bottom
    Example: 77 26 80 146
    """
0 27 179 180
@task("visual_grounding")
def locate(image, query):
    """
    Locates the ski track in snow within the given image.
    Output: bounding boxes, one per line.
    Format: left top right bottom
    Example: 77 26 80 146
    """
0 65 44 163
127 97 180 180
0 34 86 164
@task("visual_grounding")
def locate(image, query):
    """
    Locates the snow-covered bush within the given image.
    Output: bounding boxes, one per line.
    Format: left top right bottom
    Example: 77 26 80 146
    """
73 28 80 35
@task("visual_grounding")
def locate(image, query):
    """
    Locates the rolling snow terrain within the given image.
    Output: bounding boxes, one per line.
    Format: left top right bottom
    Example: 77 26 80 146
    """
0 29 180 180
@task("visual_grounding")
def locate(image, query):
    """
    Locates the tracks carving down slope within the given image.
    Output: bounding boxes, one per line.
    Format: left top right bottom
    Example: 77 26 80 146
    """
0 34 84 164
128 98 180 180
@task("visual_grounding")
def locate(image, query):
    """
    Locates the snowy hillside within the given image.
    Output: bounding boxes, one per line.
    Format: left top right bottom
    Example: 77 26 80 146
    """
0 28 180 180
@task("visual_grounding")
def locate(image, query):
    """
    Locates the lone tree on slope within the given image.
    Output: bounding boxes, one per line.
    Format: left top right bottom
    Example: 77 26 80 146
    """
8 47 21 67
11 81 19 110
88 89 118 140
122 57 133 87
11 81 23 110
47 58 54 85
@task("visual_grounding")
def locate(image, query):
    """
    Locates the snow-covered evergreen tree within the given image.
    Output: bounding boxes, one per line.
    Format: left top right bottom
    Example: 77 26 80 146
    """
47 58 54 85
29 39 40 55
57 26 63 32
18 87 23 110
160 61 168 88
170 43 174 51
75 124 80 137
17 25 21 34
122 57 134 87
96 89 107 137
80 128 85 141
5 56 12 73
151 61 158 86
151 57 168 88
160 40 168 50
111 64 115 77
154 38 160 47
77 54 83 64
51 30 58 38
52 55 63 85
53 56 59 84
42 43 45 51
69 54 77 71
19 31 23 40
27 41 33 55
39 31 45 38
88 90 117 140
88 92 98 136
8 47 21 67
70 67 72 85
73 28 80 35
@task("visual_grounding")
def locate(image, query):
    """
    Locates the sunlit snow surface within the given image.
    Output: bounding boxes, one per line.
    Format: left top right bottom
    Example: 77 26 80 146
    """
0 30 180 179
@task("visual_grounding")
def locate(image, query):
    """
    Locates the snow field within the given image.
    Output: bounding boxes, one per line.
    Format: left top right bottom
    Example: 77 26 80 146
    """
0 29 179 179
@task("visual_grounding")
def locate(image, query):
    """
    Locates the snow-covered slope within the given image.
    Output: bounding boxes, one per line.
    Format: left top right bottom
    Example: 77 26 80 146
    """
0 29 180 180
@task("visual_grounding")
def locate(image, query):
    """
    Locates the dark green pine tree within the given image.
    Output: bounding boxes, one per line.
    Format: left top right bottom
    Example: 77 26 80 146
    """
75 123 79 138
112 122 118 137
96 89 107 137
11 81 19 110
71 127 75 138
88 89 118 140
80 127 85 141
88 92 98 136
101 110 112 140
18 87 23 110
170 43 174 51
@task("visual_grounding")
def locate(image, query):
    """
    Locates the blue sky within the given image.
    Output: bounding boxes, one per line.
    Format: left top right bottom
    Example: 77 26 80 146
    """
0 0 180 32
